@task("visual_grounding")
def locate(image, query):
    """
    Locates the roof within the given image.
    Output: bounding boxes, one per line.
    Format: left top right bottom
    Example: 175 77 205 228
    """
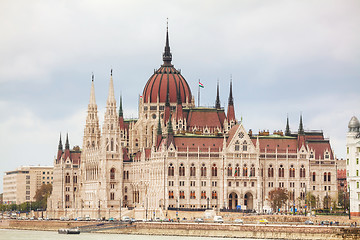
175 135 223 152
186 108 225 131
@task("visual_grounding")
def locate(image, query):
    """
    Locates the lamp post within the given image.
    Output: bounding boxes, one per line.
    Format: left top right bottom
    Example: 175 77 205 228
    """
207 197 210 209
348 185 351 220
119 199 122 222
98 200 100 220
304 183 307 216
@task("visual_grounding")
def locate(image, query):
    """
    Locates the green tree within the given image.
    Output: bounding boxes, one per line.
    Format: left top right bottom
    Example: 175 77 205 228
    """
268 188 288 212
34 183 52 209
305 192 316 208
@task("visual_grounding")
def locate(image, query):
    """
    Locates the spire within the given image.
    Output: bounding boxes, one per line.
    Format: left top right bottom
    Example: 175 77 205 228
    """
157 116 162 135
89 73 96 105
119 95 123 117
285 115 291 136
107 69 116 103
177 80 182 105
228 78 234 106
167 112 173 134
298 114 304 134
156 116 163 149
162 19 172 66
58 133 63 150
164 78 171 124
65 133 70 150
167 112 175 148
215 81 221 109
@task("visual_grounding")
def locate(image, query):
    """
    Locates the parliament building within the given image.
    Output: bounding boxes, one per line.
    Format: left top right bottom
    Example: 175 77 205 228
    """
47 28 338 219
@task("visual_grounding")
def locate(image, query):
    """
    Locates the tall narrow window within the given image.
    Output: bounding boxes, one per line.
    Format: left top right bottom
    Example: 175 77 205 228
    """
250 164 255 177
227 164 232 176
190 163 196 177
168 163 174 176
279 165 284 178
324 172 327 182
243 164 248 177
328 172 331 182
179 163 185 176
212 164 217 177
235 164 240 177
201 164 207 177
312 172 316 181
110 168 115 180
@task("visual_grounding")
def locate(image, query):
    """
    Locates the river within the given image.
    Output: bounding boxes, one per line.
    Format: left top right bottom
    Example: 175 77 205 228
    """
0 229 264 240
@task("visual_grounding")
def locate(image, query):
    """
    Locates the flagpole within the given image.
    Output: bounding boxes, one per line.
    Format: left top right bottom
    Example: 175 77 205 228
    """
198 79 200 107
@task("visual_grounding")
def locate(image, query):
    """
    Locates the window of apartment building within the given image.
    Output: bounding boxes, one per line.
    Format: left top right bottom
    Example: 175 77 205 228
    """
26 191 30 195
26 175 30 179
65 195 70 202
212 181 217 187
235 140 240 151
26 196 30 200
357 182 359 189
243 141 248 151
190 181 196 187
65 173 70 184
180 181 185 186
190 191 196 199
324 186 327 191
110 168 115 180
357 158 359 165
73 175 77 184
235 164 240 177
65 187 70 192
347 159 349 165
328 172 331 182
110 184 115 189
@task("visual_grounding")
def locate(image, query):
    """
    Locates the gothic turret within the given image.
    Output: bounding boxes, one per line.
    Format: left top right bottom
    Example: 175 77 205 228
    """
176 80 183 120
156 116 163 149
298 114 304 135
167 112 174 148
285 116 291 136
164 82 171 125
215 82 221 109
162 23 172 67
118 95 125 130
227 80 235 122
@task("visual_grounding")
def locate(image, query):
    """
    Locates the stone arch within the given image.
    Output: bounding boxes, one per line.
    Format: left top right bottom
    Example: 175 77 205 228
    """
228 192 238 210
244 192 254 210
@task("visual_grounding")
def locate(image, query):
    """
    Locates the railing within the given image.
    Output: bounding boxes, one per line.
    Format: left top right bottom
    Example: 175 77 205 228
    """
167 207 209 212
220 208 256 213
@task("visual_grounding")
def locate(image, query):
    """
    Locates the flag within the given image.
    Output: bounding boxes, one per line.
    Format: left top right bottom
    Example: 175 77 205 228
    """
199 82 204 88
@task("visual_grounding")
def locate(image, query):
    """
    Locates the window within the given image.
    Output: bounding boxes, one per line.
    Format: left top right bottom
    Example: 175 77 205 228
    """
347 159 349 165
313 186 315 190
250 164 255 177
179 191 185 199
212 181 217 187
201 181 206 186
168 163 174 176
268 165 274 178
235 140 240 151
279 165 284 178
235 164 240 177
201 191 206 199
65 173 70 183
168 191 174 199
190 164 196 177
243 164 248 177
228 182 232 187
251 182 254 187
300 165 305 178
179 163 185 176
73 176 77 184
110 168 115 180
190 181 196 187
201 164 207 177
110 192 115 200
212 191 217 199
357 158 359 165
179 181 185 186
279 182 284 188
212 164 217 177
227 164 232 176
357 170 359 177
324 172 327 182
168 181 174 186
328 172 331 182
243 141 247 151
312 172 316 181
244 182 247 187
65 195 70 202
358 182 359 189
289 165 295 178
190 191 196 199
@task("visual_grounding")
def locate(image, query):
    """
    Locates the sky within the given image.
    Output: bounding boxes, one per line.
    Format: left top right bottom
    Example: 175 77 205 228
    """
0 0 359 193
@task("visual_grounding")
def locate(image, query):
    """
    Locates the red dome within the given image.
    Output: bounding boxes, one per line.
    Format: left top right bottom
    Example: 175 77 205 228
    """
143 66 192 104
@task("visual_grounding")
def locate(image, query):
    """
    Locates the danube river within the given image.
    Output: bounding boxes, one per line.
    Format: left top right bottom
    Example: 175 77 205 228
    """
0 229 265 240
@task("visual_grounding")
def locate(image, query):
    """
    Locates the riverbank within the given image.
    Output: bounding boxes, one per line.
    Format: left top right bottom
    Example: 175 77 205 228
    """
2 219 360 239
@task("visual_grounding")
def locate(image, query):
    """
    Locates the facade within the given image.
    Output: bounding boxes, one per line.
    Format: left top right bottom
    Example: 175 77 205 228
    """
3 166 53 205
346 116 360 216
48 29 338 219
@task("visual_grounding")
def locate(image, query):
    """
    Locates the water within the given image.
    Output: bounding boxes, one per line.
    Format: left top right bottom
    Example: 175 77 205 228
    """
0 229 263 240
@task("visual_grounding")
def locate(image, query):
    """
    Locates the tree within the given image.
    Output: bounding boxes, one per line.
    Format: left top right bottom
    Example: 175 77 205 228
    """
268 188 288 212
305 192 316 208
34 183 52 209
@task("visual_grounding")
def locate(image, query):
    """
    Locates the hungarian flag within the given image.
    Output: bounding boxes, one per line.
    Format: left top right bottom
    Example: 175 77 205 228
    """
199 81 204 88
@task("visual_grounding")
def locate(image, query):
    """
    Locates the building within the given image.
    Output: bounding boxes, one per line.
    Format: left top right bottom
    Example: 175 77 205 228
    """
48 28 338 219
346 116 360 216
3 166 53 205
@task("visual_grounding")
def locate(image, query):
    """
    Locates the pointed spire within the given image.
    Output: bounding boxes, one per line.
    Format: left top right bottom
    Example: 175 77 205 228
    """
58 133 63 150
228 78 234 106
107 69 115 103
285 115 291 136
89 73 96 105
167 112 173 134
162 19 172 66
298 114 304 134
157 116 162 135
177 80 182 105
65 133 70 150
119 95 123 117
215 81 221 109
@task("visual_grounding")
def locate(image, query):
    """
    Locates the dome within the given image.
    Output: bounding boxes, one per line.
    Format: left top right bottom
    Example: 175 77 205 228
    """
348 116 360 130
142 27 192 104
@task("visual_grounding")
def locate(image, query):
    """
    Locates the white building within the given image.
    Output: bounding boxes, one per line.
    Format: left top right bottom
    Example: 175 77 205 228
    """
346 116 360 216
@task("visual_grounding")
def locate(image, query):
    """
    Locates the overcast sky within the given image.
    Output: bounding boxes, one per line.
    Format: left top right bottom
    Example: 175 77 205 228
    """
0 0 359 193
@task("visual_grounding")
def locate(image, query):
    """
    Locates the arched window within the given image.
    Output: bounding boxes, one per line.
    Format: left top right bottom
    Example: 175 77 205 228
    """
190 163 196 177
268 165 274 178
212 164 217 177
243 164 248 177
179 163 185 176
289 165 295 178
212 190 217 199
235 140 240 151
110 192 115 200
179 191 185 199
312 172 316 181
124 187 127 193
328 172 331 182
227 164 232 176
73 175 77 184
243 141 248 151
168 163 174 176
300 165 306 178
235 164 240 177
324 172 327 182
201 164 207 177
65 173 70 184
279 165 284 178
250 164 255 177
110 168 115 180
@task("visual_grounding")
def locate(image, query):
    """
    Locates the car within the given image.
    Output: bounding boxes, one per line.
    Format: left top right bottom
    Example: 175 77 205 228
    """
320 220 330 226
122 216 131 222
234 219 244 224
60 216 69 221
37 217 43 221
259 219 268 224
195 218 204 223
108 217 114 221
305 220 314 225
214 216 223 223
